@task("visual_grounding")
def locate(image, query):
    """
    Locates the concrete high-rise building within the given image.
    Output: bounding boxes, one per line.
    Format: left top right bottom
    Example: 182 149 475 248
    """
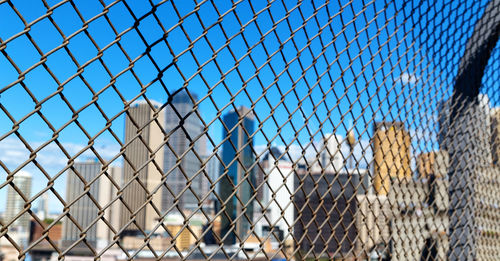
62 161 101 252
218 106 256 245
96 166 122 249
163 91 205 212
5 170 32 231
121 100 165 233
4 171 31 252
355 170 450 260
372 121 411 195
389 179 449 261
475 167 500 259
441 95 493 165
491 107 500 165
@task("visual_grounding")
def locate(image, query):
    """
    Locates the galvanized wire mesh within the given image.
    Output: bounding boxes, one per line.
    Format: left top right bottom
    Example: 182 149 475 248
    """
0 0 499 260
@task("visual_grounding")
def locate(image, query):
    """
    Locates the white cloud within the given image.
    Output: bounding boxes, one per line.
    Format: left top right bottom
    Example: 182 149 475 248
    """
399 72 418 85
0 137 121 173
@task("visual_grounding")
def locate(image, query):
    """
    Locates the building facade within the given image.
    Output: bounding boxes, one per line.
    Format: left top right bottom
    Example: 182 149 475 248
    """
417 150 449 179
255 147 294 252
218 106 256 245
205 154 220 202
4 170 32 248
445 94 495 259
96 166 122 249
120 100 165 233
5 170 32 232
163 91 206 212
318 134 344 172
372 121 411 195
355 194 390 258
62 161 101 253
293 170 361 259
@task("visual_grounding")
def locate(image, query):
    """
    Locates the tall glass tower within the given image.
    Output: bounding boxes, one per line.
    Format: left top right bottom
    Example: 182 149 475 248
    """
218 106 256 245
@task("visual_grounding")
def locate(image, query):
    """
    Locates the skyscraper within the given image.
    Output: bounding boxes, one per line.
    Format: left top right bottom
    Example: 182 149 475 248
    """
121 100 165 233
203 154 220 202
163 91 205 212
218 106 256 245
5 170 32 231
62 161 101 252
372 121 411 195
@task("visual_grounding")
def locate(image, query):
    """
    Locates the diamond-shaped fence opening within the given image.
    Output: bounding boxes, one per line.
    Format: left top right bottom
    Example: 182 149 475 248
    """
0 0 499 260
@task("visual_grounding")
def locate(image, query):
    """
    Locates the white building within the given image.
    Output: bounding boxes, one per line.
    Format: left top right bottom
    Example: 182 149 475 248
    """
62 163 122 253
255 147 294 247
35 192 50 221
317 133 344 172
3 170 32 248
5 170 32 231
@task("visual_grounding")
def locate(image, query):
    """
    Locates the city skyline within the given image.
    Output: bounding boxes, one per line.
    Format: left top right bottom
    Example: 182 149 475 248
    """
2 94 498 214
1 95 498 259
0 0 498 260
0 0 478 215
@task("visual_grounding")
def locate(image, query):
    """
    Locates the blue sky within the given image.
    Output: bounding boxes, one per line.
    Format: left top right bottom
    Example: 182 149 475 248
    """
0 0 498 213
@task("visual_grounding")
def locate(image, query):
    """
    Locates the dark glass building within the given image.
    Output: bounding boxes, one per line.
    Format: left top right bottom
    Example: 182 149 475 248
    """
218 106 256 245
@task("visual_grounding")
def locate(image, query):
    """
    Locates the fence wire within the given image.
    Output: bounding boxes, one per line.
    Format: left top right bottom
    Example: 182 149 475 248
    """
0 0 499 260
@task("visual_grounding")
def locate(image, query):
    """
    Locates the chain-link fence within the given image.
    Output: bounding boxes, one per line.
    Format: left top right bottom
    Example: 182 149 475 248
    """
0 0 499 260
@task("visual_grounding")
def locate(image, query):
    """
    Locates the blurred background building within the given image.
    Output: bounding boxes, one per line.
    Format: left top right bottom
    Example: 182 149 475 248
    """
3 170 32 248
163 91 206 212
372 121 411 195
61 161 101 254
218 106 256 245
120 100 165 234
